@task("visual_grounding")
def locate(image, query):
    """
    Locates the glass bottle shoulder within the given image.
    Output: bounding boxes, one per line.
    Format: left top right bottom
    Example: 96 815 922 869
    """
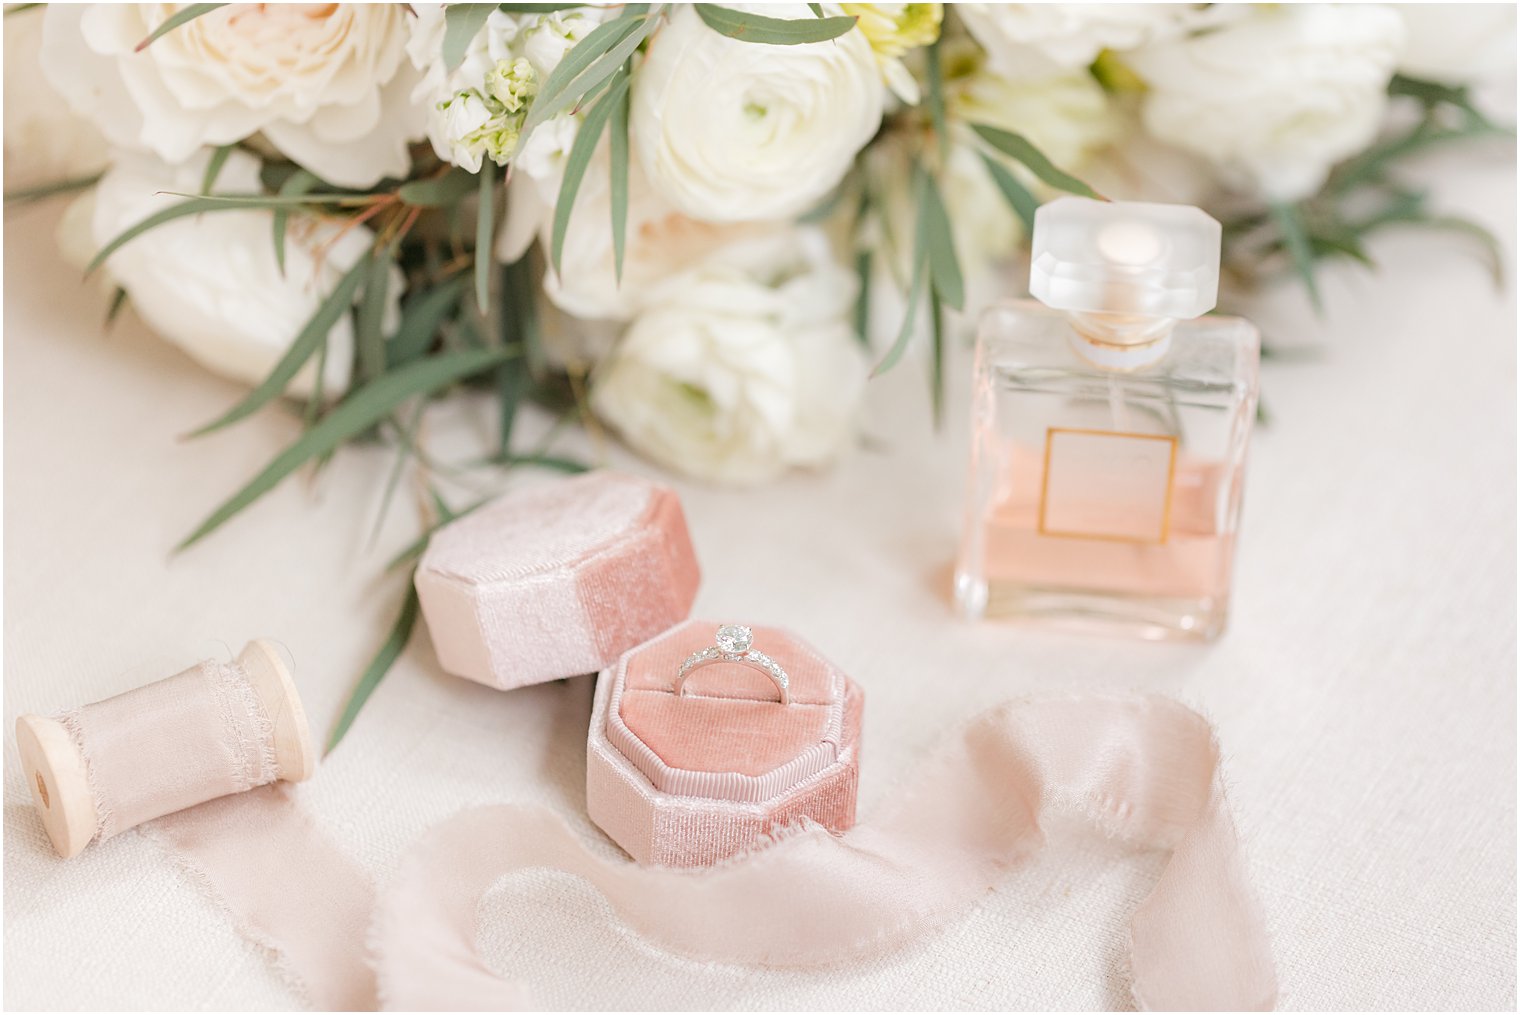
975 299 1259 396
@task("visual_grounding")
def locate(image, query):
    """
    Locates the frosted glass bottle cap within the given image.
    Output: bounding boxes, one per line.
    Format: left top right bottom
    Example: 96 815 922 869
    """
1030 197 1221 319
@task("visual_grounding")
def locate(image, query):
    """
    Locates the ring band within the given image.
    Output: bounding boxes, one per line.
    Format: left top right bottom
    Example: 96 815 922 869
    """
673 625 790 705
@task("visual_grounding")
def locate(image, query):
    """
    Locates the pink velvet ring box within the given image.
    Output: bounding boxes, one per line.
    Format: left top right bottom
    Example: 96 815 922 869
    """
588 619 864 867
414 472 701 690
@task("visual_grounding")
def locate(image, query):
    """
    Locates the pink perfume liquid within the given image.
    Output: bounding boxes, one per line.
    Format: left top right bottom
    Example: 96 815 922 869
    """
980 446 1238 602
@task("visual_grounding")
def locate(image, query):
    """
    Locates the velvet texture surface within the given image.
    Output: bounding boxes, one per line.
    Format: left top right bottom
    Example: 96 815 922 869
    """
589 620 864 865
414 472 701 690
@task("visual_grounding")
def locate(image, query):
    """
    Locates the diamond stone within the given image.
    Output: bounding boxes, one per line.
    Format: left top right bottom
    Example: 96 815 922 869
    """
715 624 753 654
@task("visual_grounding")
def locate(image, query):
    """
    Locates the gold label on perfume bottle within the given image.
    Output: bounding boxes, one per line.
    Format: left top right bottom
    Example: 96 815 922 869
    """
1039 428 1177 543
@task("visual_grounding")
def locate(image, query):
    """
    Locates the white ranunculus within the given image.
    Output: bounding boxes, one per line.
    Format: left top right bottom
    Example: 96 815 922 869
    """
592 228 867 485
3 7 110 190
510 147 773 325
89 150 400 398
1128 5 1406 202
41 5 423 189
1396 4 1517 83
631 4 884 223
957 4 1195 79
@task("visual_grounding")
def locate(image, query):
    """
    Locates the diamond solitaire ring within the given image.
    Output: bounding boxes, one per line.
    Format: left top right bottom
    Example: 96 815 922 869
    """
673 624 790 705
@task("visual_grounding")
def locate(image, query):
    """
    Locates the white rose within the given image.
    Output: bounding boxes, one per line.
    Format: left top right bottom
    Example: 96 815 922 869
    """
631 4 884 222
89 150 401 399
957 4 1195 79
592 228 867 485
41 4 423 189
1129 5 1405 202
1396 4 1517 83
3 6 110 190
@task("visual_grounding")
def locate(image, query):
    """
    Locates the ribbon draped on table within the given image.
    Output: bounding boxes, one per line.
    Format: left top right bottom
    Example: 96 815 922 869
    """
148 695 1276 1011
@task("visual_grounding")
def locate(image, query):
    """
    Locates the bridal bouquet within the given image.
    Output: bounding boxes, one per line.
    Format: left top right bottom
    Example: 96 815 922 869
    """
6 2 1510 741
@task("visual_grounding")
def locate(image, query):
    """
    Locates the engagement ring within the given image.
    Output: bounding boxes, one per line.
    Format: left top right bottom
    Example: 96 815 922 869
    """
674 624 790 705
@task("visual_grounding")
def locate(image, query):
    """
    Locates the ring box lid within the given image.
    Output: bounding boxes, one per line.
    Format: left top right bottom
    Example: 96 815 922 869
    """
606 620 848 803
415 471 700 691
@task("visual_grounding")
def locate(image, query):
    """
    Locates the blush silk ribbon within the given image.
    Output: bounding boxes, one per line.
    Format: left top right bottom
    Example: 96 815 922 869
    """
147 695 1276 1011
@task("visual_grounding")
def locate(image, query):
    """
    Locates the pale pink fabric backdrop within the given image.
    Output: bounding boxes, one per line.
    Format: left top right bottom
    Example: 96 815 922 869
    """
4 95 1516 1015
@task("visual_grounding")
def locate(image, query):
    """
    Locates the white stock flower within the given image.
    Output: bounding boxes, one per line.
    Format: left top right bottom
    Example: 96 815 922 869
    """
522 10 602 78
3 7 110 190
41 4 423 189
1128 5 1405 202
631 4 884 222
957 4 1194 79
408 4 605 174
839 3 944 103
89 150 400 398
592 228 867 485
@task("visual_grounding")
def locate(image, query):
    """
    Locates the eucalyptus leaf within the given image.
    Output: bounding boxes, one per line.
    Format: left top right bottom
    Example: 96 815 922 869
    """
3 172 104 206
398 169 477 208
88 194 374 275
979 152 1039 234
852 249 872 347
970 124 1103 199
200 145 233 195
178 345 517 550
442 3 494 72
518 11 647 146
384 496 491 572
925 38 948 159
873 256 926 377
186 256 367 438
695 4 857 44
1384 214 1507 288
1269 201 1322 311
552 69 630 275
496 3 584 11
272 169 318 275
610 66 631 282
475 159 496 312
104 287 129 329
390 276 466 366
326 582 419 753
919 168 964 311
370 400 426 547
136 3 225 50
356 252 392 382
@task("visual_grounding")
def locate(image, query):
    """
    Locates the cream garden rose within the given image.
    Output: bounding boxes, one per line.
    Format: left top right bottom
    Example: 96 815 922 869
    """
631 4 884 223
88 150 400 399
3 7 110 190
1128 5 1406 202
41 4 423 189
592 228 867 485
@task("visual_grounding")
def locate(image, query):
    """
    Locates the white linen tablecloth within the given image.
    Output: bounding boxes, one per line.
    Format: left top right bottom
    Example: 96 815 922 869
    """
4 136 1515 1009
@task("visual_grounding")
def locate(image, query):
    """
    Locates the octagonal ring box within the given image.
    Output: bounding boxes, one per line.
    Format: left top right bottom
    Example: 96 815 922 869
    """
588 619 864 867
415 471 701 690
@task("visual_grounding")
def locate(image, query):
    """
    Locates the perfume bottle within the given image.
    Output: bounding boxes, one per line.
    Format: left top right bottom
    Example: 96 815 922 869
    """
955 198 1259 640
